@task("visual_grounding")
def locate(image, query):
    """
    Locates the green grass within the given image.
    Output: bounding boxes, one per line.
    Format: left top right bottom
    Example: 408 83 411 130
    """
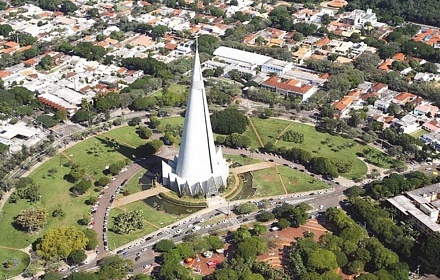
410 129 428 139
252 166 330 197
278 166 330 193
0 126 146 249
250 118 370 179
224 154 262 165
101 126 148 148
158 116 184 132
117 168 146 199
150 84 188 98
241 125 262 148
252 168 285 197
0 248 30 279
107 201 184 249
0 155 96 248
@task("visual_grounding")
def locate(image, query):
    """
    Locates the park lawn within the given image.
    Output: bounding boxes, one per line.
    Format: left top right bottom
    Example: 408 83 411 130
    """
106 206 157 249
0 155 96 248
108 201 183 249
252 168 286 197
251 118 369 179
251 118 292 146
224 154 262 166
117 168 146 199
0 248 30 279
278 166 330 193
64 135 135 180
362 147 394 169
101 126 147 148
241 125 262 148
0 126 146 249
158 116 184 132
152 84 188 98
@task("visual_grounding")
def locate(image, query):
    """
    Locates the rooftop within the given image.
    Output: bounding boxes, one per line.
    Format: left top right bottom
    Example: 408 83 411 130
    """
213 46 271 66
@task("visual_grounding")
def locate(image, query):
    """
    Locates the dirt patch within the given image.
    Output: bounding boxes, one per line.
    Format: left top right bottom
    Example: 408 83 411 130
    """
259 172 277 182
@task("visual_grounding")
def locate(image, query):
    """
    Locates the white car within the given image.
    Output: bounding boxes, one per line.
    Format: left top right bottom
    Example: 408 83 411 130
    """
143 264 151 268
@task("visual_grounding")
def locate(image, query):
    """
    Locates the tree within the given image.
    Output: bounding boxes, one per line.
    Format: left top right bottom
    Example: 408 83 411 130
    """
0 24 12 37
98 256 133 280
345 186 365 197
235 202 257 214
73 110 90 123
333 250 348 267
36 226 88 260
97 176 110 187
356 273 378 280
175 243 194 259
150 117 160 128
15 206 47 233
155 239 176 253
83 228 99 250
68 249 87 265
130 274 152 280
70 179 92 195
129 117 142 126
206 236 224 250
277 218 290 229
138 126 152 139
42 271 63 280
256 211 275 222
113 210 143 234
55 109 67 121
307 248 338 272
235 236 268 263
419 232 440 275
210 107 248 134
109 161 125 175
309 157 339 178
252 223 267 236
66 272 98 280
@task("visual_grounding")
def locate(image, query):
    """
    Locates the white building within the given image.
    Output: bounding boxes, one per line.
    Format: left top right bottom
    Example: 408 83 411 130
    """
213 46 271 70
261 59 293 75
388 184 440 236
162 48 229 197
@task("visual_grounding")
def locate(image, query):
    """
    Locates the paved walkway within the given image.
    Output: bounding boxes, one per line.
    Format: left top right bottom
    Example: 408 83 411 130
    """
230 161 279 174
111 187 169 208
274 165 288 194
274 121 294 145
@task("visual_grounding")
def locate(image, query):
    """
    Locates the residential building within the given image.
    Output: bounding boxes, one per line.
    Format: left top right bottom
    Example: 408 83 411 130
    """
391 114 419 133
392 92 416 105
421 132 440 150
388 184 440 235
422 120 440 133
413 103 439 117
332 96 354 116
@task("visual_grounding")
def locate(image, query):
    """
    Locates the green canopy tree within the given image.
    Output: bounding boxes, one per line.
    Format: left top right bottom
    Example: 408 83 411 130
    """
15 206 47 233
36 226 88 260
98 256 133 280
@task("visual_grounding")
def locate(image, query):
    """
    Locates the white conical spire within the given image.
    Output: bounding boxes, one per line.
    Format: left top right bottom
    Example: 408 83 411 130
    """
162 42 229 197
175 46 218 184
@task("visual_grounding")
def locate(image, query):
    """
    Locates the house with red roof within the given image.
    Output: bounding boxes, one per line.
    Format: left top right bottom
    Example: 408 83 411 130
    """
261 76 318 101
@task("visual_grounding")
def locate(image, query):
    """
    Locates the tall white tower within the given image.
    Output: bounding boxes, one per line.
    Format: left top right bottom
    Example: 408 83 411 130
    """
162 47 229 197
